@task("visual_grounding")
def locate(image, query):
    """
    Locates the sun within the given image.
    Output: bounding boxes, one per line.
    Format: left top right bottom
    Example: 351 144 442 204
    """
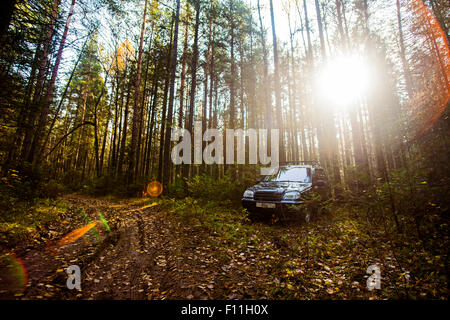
316 54 370 108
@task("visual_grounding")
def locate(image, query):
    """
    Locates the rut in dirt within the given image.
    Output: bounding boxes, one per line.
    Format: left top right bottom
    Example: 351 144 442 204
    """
0 196 175 299
2 195 314 300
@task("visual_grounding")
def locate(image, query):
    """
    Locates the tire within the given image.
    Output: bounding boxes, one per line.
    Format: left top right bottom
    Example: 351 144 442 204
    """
247 209 262 222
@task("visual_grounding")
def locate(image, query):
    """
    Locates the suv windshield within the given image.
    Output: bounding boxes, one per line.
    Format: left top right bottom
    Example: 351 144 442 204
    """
263 167 311 183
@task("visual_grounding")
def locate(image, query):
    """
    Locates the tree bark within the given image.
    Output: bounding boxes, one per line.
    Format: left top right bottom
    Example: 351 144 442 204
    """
22 0 60 162
32 0 77 164
178 11 190 128
183 1 200 180
396 0 414 98
269 0 285 163
257 0 272 135
0 0 17 46
162 0 181 190
157 18 174 184
129 0 149 183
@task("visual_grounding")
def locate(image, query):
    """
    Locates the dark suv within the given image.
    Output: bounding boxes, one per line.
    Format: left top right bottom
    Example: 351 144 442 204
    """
242 162 330 221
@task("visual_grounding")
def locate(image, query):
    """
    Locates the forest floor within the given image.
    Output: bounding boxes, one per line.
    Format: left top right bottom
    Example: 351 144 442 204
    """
0 194 446 300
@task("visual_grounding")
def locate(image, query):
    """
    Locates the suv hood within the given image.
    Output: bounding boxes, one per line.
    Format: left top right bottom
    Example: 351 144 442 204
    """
251 181 312 193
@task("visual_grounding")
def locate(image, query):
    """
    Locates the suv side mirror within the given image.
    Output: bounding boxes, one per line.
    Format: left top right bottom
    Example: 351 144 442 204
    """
315 180 325 187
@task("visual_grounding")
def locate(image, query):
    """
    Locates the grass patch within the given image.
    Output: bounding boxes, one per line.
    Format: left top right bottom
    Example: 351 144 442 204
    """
160 197 258 246
0 198 69 248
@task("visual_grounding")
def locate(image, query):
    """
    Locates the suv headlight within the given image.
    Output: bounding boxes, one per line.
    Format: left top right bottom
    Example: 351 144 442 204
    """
243 190 254 198
283 191 301 200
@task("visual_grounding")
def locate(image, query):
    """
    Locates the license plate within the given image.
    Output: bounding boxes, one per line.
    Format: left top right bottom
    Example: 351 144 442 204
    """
256 202 276 209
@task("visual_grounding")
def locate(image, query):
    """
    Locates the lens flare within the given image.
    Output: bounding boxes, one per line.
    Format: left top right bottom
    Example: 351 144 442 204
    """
57 222 97 247
146 181 163 198
47 214 111 253
98 213 111 233
408 0 450 139
316 54 370 108
0 252 28 297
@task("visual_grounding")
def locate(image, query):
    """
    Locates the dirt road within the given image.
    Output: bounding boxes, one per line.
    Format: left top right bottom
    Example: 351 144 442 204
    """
1 195 288 299
1 195 392 300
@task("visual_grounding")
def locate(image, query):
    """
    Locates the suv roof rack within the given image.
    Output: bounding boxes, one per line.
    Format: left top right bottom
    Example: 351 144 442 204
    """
279 160 321 166
280 160 319 164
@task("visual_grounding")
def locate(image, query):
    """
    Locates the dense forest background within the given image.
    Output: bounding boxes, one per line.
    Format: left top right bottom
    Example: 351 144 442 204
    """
0 0 449 299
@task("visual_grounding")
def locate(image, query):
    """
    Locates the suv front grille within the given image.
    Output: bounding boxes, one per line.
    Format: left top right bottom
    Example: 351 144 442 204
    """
254 191 282 201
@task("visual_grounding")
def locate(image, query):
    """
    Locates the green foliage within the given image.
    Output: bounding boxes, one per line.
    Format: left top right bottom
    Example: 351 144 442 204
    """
0 198 68 248
186 175 241 201
299 191 333 216
166 176 187 198
161 197 253 246
39 179 67 199
81 175 115 196
337 161 449 298
79 174 146 198
174 170 260 203
0 163 70 248
346 164 449 240
1 164 42 201
0 162 69 205
158 193 448 299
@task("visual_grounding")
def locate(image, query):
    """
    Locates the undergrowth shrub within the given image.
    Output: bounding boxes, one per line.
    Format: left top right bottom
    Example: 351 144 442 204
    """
180 170 260 203
38 179 67 199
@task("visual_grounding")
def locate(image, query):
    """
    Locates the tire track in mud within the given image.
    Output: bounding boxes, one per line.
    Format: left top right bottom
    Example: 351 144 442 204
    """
4 195 314 300
4 196 118 299
1 195 167 300
66 197 163 300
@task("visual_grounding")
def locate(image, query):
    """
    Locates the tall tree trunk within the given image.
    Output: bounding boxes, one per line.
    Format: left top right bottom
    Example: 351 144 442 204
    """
315 0 341 188
287 12 302 161
0 0 17 47
144 75 158 177
162 0 181 190
396 0 414 98
183 1 200 180
257 0 272 135
31 0 77 164
201 16 212 174
176 18 189 180
229 0 236 131
178 14 190 128
209 24 215 129
6 41 41 167
294 0 307 58
301 0 313 60
137 49 152 177
129 0 149 183
110 67 122 171
336 0 348 48
42 25 88 159
226 0 237 178
118 70 133 176
295 1 311 161
157 19 174 184
93 71 111 177
269 0 285 163
22 0 60 162
314 0 326 58
100 116 110 174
